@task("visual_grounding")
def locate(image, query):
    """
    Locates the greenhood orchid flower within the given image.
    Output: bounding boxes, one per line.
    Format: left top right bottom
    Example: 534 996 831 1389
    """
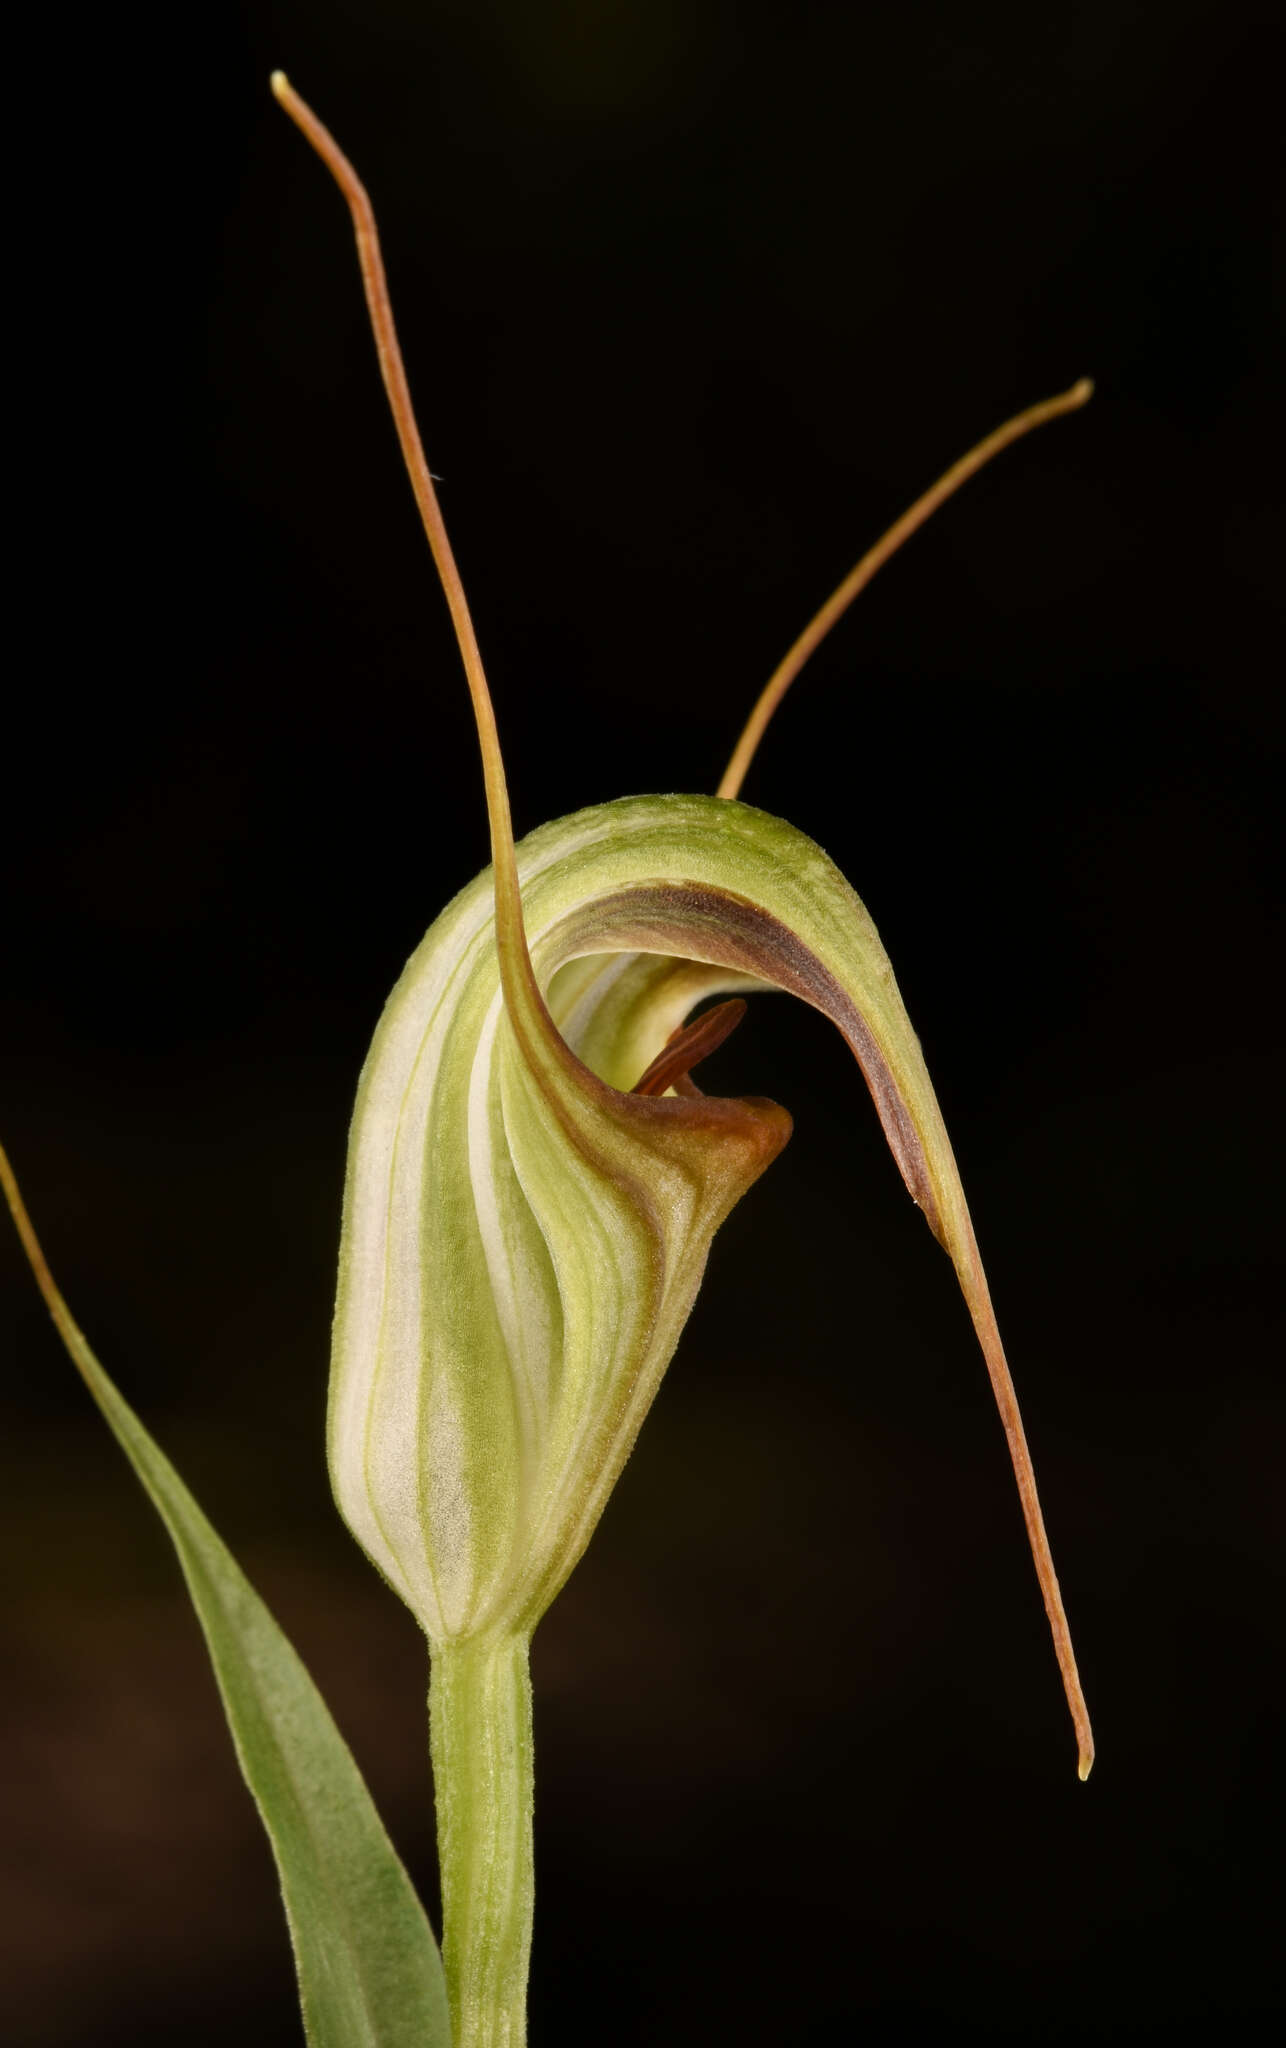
274 75 1094 2048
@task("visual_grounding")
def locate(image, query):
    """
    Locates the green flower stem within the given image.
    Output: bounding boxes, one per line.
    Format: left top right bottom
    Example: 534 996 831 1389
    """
430 1634 535 2047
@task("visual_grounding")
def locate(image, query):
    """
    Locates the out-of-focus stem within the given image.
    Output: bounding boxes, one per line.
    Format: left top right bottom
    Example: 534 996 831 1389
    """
429 1634 535 2047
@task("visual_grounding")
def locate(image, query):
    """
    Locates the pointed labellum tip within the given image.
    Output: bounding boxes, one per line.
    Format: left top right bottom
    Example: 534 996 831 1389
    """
630 997 748 1097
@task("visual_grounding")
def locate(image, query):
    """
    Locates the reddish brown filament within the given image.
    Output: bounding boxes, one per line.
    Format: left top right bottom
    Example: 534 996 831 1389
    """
631 999 748 1097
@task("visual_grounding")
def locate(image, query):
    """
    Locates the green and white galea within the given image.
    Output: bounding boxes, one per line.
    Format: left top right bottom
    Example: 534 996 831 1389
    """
273 70 1094 2048
2 73 1094 2048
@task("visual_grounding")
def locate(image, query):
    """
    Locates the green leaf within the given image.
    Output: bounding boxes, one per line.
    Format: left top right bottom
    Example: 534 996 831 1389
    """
1 1149 451 2048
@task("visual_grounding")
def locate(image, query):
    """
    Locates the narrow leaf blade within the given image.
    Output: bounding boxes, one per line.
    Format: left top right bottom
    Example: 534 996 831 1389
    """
1 1149 451 2048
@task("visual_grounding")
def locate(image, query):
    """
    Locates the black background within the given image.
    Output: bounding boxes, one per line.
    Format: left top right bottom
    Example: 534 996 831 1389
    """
4 2 1282 2042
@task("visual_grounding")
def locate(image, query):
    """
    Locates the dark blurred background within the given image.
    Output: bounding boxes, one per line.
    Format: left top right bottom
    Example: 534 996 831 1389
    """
4 2 1282 2041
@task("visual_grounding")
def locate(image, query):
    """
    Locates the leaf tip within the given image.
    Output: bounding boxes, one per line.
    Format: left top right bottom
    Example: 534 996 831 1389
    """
0 1145 81 1361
